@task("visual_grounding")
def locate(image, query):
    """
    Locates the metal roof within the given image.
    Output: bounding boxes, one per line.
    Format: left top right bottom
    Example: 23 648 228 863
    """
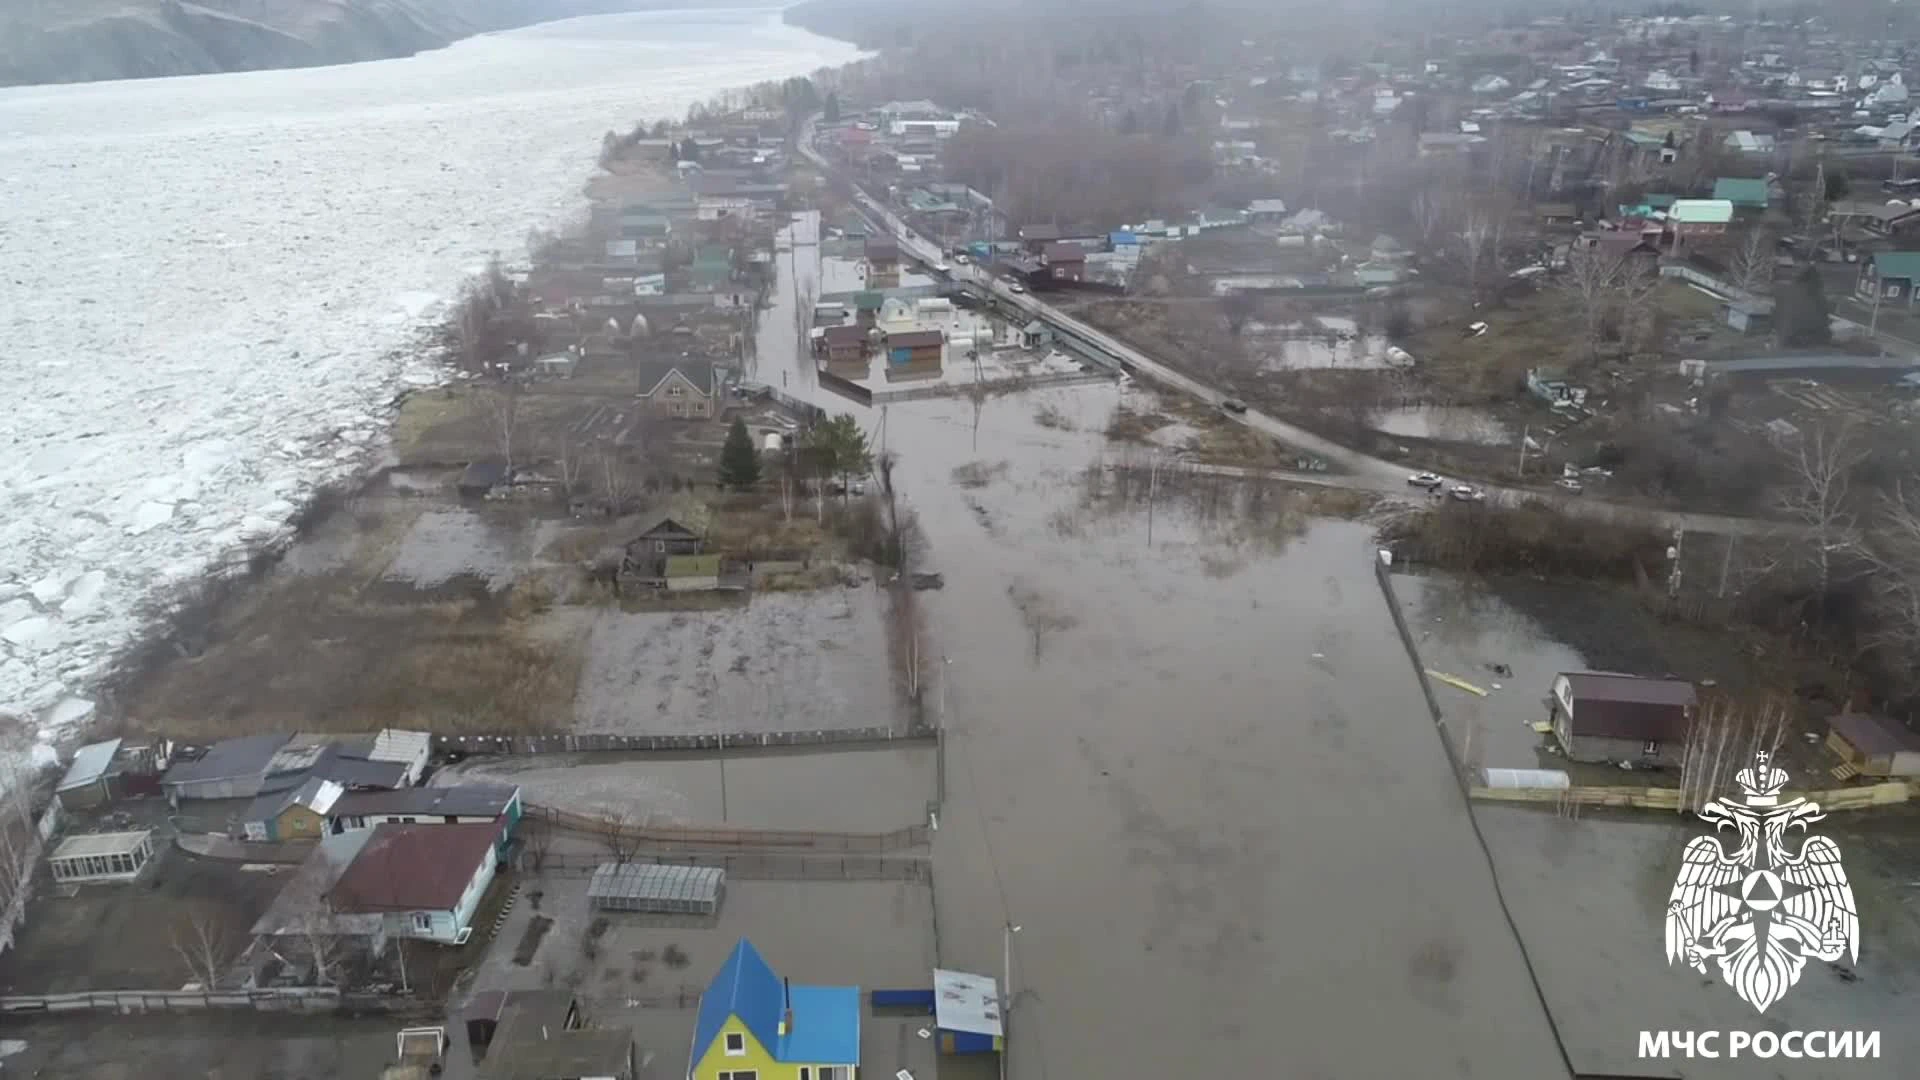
334 783 518 819
1829 714 1920 756
57 739 122 793
328 823 499 913
164 733 290 786
369 729 430 766
588 862 724 904
1482 768 1571 790
51 830 150 860
933 968 1004 1037
1670 199 1734 224
1872 251 1920 281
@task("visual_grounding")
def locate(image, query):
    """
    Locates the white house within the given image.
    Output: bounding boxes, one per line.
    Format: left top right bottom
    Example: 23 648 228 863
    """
368 729 431 786
326 822 501 945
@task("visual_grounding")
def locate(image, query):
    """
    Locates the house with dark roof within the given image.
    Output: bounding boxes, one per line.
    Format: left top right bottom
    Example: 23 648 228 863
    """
882 329 944 382
1547 672 1697 767
1016 224 1060 254
689 939 859 1080
163 733 293 802
481 1000 636 1080
1041 243 1086 283
1858 251 1920 307
326 822 502 945
817 324 867 374
56 738 170 810
637 360 725 420
327 784 524 856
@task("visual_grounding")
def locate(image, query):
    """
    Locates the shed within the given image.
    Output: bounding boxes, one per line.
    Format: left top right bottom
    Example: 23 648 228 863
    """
933 968 1004 1054
49 830 154 883
367 729 431 787
587 862 726 914
1827 714 1920 778
163 733 291 802
1548 672 1697 767
459 460 509 498
465 989 580 1051
56 739 122 810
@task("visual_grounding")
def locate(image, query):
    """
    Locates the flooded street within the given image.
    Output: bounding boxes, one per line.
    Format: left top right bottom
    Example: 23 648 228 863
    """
750 215 1568 1077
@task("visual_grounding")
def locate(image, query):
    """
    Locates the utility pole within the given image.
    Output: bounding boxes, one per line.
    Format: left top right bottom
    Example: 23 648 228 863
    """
1517 424 1530 477
1000 923 1022 1080
1718 534 1736 600
1146 451 1162 546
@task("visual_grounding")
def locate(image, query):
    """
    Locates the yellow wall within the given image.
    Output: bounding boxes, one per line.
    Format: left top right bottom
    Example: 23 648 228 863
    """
692 1017 839 1080
276 806 324 840
694 1017 786 1080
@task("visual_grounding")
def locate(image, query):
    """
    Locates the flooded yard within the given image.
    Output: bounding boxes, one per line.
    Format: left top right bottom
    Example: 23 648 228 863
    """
1249 316 1399 371
1371 404 1513 446
570 589 897 735
435 745 934 831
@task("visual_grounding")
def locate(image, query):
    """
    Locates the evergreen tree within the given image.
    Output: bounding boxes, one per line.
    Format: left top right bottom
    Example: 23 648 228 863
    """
1162 104 1182 137
718 418 761 489
1119 108 1140 135
1775 265 1833 348
824 92 841 123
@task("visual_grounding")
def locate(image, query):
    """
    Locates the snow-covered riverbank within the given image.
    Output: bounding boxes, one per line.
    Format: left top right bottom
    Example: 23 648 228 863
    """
0 9 861 750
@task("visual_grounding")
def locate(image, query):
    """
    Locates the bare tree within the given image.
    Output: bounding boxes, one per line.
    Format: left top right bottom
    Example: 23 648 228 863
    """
1409 186 1460 255
594 807 643 864
1460 211 1495 298
1729 228 1774 296
599 450 631 515
1558 247 1624 359
1006 580 1078 662
1220 291 1256 337
1864 484 1920 698
1776 419 1867 606
1616 259 1662 354
522 809 554 873
478 383 521 474
172 907 234 988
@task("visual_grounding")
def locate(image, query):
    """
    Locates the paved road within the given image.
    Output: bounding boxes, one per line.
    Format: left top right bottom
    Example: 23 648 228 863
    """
801 117 1786 537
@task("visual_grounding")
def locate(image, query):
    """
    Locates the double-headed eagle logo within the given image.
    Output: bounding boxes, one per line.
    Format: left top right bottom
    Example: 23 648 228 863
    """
1665 752 1859 1013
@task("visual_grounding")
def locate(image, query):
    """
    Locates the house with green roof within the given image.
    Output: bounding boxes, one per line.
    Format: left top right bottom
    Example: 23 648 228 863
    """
689 939 860 1080
1711 177 1772 211
691 246 735 289
1859 251 1920 307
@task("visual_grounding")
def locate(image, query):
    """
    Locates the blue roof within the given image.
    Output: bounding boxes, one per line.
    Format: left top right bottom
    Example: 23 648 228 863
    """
776 985 861 1063
694 940 784 1061
692 940 860 1065
1110 231 1138 245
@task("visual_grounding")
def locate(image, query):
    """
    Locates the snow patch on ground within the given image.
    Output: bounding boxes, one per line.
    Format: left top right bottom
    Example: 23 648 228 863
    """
0 11 859 744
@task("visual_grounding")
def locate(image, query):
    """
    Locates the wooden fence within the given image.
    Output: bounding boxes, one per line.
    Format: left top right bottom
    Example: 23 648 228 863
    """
1469 780 1914 814
0 986 367 1016
534 806 929 852
432 726 931 756
530 850 930 883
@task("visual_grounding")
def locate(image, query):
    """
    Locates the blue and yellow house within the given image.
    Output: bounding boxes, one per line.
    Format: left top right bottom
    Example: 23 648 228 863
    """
690 939 860 1080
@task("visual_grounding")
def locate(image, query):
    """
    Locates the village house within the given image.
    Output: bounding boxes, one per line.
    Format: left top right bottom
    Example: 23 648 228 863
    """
864 236 901 272
325 821 503 946
1016 224 1060 255
241 777 345 842
1526 368 1589 407
882 329 944 382
817 324 868 375
54 737 169 810
1667 199 1734 240
1826 714 1920 779
1547 672 1697 768
480 997 636 1080
327 783 524 859
636 360 724 420
620 518 705 586
689 939 860 1080
162 729 425 804
1041 243 1086 283
1857 251 1920 307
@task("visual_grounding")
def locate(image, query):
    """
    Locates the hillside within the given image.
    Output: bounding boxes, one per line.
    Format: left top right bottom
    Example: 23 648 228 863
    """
0 0 672 87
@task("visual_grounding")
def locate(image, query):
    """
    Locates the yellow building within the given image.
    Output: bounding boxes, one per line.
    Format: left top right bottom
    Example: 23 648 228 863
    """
689 939 859 1080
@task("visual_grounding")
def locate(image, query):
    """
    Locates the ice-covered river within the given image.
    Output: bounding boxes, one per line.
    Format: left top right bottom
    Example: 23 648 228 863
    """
0 9 860 740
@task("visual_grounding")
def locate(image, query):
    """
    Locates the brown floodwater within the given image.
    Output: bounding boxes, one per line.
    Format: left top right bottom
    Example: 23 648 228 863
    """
750 215 1570 1077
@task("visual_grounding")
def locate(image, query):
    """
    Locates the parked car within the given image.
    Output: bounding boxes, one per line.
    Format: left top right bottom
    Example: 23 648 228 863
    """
954 253 971 264
1449 484 1486 502
1219 398 1248 414
1407 472 1445 491
933 262 952 275
1006 280 1026 293
1554 477 1584 494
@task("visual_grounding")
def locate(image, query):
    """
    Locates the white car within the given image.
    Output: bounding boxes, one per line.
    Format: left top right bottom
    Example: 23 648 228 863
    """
1449 484 1486 502
933 262 951 274
1407 472 1444 491
1554 477 1585 494
1006 281 1026 293
954 253 971 264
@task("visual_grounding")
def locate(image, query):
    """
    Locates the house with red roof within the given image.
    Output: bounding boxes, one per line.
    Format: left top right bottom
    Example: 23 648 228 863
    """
327 821 503 945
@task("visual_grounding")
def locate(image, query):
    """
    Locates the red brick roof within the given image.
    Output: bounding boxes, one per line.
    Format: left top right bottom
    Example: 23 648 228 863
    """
328 822 499 913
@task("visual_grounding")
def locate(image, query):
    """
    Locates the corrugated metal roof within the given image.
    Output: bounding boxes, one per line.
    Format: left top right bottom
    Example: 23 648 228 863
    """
1829 714 1920 756
588 862 724 904
57 739 122 792
933 968 1003 1037
1670 198 1734 224
164 733 290 786
369 729 429 767
334 783 517 819
328 822 498 913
